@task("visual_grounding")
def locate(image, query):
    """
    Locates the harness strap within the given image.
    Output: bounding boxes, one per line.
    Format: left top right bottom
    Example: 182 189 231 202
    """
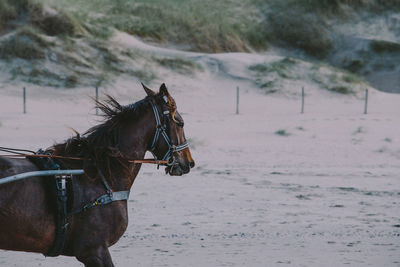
96 166 112 195
46 174 69 257
68 190 130 216
68 165 130 216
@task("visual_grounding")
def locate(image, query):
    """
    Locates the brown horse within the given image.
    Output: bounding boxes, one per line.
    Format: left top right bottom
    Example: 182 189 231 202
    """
0 83 194 266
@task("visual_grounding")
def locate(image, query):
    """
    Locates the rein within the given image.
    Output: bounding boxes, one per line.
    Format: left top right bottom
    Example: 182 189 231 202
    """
0 153 168 165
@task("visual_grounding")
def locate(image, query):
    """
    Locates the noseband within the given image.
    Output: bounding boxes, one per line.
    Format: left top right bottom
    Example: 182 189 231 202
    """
149 99 188 166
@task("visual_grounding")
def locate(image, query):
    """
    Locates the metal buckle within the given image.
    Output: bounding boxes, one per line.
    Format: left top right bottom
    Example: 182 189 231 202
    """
55 174 71 191
167 156 176 167
170 145 176 152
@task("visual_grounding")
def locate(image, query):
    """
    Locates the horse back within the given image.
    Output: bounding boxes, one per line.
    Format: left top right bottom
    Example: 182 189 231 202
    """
0 156 38 177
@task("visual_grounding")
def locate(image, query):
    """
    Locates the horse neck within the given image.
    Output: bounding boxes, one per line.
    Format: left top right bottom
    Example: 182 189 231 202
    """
113 108 156 190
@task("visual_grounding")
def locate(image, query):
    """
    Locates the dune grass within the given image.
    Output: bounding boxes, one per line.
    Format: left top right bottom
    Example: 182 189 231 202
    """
370 40 400 54
249 57 298 80
249 57 366 95
0 26 52 60
3 0 398 55
0 0 39 33
42 0 265 52
1 0 397 88
267 0 400 15
0 0 82 37
256 0 400 57
154 57 203 75
2 0 400 55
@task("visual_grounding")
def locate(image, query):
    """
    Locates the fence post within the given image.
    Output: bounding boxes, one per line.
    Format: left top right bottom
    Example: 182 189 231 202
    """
301 87 304 114
95 86 99 115
364 88 368 114
236 86 239 115
23 87 26 114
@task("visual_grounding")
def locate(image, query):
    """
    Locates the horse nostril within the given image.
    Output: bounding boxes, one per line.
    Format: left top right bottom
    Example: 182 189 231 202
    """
189 161 195 168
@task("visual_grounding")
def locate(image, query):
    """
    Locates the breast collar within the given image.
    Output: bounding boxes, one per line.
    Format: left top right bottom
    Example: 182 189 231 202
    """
149 100 189 163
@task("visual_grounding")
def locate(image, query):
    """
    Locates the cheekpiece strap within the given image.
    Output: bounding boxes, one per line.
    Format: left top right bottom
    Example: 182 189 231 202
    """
149 100 189 162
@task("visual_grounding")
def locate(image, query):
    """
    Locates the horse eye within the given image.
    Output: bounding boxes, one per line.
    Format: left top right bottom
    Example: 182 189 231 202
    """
176 121 184 128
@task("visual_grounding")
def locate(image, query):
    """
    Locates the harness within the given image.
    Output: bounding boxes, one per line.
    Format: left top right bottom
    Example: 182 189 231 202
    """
27 151 130 257
0 98 190 257
149 99 188 165
67 167 130 217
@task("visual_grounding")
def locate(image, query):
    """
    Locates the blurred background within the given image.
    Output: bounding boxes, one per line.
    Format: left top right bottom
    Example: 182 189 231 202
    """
0 1 400 266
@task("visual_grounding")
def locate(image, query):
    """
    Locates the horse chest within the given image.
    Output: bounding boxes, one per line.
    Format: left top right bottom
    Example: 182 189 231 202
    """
68 200 129 250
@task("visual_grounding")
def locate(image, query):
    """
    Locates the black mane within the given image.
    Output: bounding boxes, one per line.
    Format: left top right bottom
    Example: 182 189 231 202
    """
84 95 152 148
50 95 153 183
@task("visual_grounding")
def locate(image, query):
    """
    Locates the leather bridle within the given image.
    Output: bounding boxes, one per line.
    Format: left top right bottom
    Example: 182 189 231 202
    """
149 98 188 167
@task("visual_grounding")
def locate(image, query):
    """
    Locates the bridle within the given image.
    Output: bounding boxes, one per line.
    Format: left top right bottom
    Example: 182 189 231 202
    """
149 98 188 168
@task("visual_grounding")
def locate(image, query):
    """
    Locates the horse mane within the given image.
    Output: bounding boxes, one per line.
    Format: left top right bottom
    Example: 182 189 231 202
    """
50 95 152 184
84 95 151 148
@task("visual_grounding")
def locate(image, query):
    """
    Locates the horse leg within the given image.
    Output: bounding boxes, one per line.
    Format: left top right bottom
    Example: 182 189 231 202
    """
76 246 114 267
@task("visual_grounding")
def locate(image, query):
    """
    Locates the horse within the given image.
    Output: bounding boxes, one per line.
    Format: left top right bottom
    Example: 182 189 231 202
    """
0 83 195 266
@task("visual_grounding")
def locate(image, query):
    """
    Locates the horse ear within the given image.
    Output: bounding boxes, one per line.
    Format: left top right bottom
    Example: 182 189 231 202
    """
142 83 156 96
159 83 169 96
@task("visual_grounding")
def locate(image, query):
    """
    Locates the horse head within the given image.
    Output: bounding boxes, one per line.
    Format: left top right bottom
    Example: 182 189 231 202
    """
142 83 195 176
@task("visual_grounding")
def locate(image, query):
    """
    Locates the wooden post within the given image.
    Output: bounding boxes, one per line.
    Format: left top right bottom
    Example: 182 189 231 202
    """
301 87 304 114
23 87 26 114
236 86 239 115
95 86 99 115
364 89 368 114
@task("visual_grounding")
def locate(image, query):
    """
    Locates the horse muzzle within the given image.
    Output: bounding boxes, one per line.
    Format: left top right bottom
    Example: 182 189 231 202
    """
165 158 195 176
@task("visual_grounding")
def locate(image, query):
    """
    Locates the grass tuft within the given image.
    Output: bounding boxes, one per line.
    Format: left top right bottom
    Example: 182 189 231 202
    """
155 57 203 75
65 75 78 88
249 57 298 92
275 129 291 137
31 11 78 36
267 10 333 58
249 57 297 78
329 86 352 94
342 73 361 83
0 30 46 60
0 1 17 32
370 40 400 54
